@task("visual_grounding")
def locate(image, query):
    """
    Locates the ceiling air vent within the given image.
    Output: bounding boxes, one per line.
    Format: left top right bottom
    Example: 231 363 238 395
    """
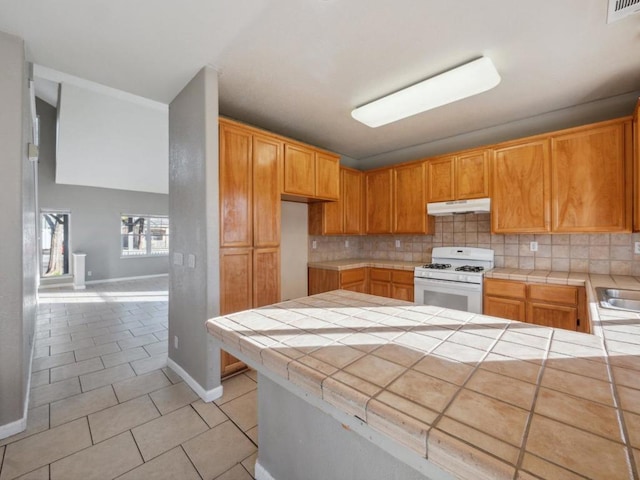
607 0 640 23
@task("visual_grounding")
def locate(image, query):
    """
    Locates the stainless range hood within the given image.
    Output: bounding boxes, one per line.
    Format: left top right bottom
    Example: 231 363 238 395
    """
427 197 491 216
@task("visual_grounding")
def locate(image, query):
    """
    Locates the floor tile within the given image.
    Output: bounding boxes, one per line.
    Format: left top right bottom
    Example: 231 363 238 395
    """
0 418 91 480
130 354 167 375
88 395 160 444
191 400 228 429
149 382 198 415
13 465 49 480
50 337 95 355
79 364 135 392
183 421 257 480
245 426 258 445
100 346 149 369
113 370 171 403
92 330 133 346
50 432 142 480
49 357 104 383
30 377 81 408
0 406 49 448
74 342 121 362
215 464 253 480
214 374 257 406
161 367 182 384
115 447 200 480
132 406 208 461
117 334 158 351
29 370 49 389
241 451 257 477
219 391 258 432
32 352 75 372
143 341 168 357
50 385 118 427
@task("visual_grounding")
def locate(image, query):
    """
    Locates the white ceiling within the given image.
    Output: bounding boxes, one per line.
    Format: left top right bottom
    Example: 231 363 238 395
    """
1 0 639 167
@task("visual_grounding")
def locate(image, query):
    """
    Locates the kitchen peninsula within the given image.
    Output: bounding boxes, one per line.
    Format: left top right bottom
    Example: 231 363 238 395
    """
206 273 640 480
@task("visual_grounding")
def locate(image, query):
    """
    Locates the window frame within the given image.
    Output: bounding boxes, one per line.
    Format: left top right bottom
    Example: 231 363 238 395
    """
120 213 169 259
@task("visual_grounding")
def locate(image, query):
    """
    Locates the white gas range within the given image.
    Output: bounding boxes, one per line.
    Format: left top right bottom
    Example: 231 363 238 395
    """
414 246 495 314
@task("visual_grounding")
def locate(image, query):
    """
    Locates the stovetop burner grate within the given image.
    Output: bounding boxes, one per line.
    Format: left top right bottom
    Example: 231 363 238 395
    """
455 265 485 273
422 263 452 270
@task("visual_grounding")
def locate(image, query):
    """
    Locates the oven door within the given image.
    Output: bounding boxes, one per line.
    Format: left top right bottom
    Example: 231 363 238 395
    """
414 277 483 314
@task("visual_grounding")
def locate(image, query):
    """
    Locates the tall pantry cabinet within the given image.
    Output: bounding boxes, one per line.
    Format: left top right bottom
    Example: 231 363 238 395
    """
219 118 281 376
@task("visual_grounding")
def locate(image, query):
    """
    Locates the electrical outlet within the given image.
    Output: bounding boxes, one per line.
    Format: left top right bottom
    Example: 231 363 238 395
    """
87 271 92 277
530 241 538 252
635 242 640 255
395 240 401 248
187 254 196 268
312 240 317 249
174 336 179 349
173 252 184 266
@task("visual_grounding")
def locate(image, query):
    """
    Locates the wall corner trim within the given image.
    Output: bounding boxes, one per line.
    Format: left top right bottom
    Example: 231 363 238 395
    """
166 358 222 403
255 460 278 480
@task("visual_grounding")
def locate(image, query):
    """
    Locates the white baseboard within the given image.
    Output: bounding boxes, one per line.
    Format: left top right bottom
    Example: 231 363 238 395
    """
166 358 223 403
255 460 277 480
0 327 36 440
85 273 168 285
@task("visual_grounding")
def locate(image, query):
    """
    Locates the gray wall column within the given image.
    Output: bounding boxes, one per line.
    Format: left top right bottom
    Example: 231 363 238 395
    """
168 66 221 395
0 31 38 436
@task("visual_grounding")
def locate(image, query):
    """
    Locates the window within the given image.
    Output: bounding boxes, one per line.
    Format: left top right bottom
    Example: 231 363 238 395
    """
121 214 169 257
41 211 70 276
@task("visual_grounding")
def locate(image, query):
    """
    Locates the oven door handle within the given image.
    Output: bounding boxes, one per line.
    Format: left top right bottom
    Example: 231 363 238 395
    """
414 277 482 291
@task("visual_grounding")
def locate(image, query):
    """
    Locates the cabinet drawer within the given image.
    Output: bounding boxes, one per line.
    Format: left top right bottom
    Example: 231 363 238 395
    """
391 270 414 285
484 278 526 299
340 268 366 285
370 268 392 282
528 284 578 305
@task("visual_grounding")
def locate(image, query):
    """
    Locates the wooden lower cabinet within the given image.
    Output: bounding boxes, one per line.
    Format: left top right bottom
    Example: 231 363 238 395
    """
308 266 412 300
220 247 281 377
483 278 588 333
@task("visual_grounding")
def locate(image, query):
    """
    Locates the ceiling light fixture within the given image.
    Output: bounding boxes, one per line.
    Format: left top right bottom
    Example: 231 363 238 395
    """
351 57 501 128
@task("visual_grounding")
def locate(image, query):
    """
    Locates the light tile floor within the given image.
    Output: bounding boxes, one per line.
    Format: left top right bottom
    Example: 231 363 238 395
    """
0 277 258 480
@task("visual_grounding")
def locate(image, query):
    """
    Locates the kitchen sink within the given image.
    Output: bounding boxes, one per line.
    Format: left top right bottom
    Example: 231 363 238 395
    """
596 287 640 312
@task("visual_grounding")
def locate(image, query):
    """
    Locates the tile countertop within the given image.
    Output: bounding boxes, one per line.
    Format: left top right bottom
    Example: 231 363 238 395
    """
206 275 640 480
307 259 422 271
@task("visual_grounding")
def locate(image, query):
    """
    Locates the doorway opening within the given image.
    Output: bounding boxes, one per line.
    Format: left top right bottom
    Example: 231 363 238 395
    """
41 211 70 277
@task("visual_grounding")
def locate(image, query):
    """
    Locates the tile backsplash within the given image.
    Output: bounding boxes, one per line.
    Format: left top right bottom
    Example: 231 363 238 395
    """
309 214 640 276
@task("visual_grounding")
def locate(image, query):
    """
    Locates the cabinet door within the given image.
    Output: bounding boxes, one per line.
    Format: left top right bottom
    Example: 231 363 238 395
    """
253 134 282 247
366 169 394 233
370 281 392 298
221 351 246 378
427 156 455 202
219 123 252 247
220 248 253 315
343 168 364 235
484 296 526 321
316 152 340 200
391 284 414 302
394 162 427 233
308 268 339 295
253 248 280 307
551 122 630 233
527 302 578 331
456 150 489 200
492 139 551 233
634 101 640 231
283 143 315 196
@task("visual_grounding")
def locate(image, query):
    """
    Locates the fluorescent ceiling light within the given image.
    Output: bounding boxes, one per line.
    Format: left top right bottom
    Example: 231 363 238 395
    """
351 57 501 128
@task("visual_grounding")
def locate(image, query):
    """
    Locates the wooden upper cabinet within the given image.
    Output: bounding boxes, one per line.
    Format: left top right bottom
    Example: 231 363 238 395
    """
253 134 282 248
283 143 339 201
491 139 551 233
283 143 315 197
551 120 631 233
316 152 340 200
366 168 394 234
427 156 455 202
342 168 364 234
219 123 253 248
427 150 489 203
456 150 489 199
394 162 427 233
308 166 363 235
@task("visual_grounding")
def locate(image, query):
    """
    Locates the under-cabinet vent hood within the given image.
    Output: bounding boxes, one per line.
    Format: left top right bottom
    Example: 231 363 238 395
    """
427 198 491 216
